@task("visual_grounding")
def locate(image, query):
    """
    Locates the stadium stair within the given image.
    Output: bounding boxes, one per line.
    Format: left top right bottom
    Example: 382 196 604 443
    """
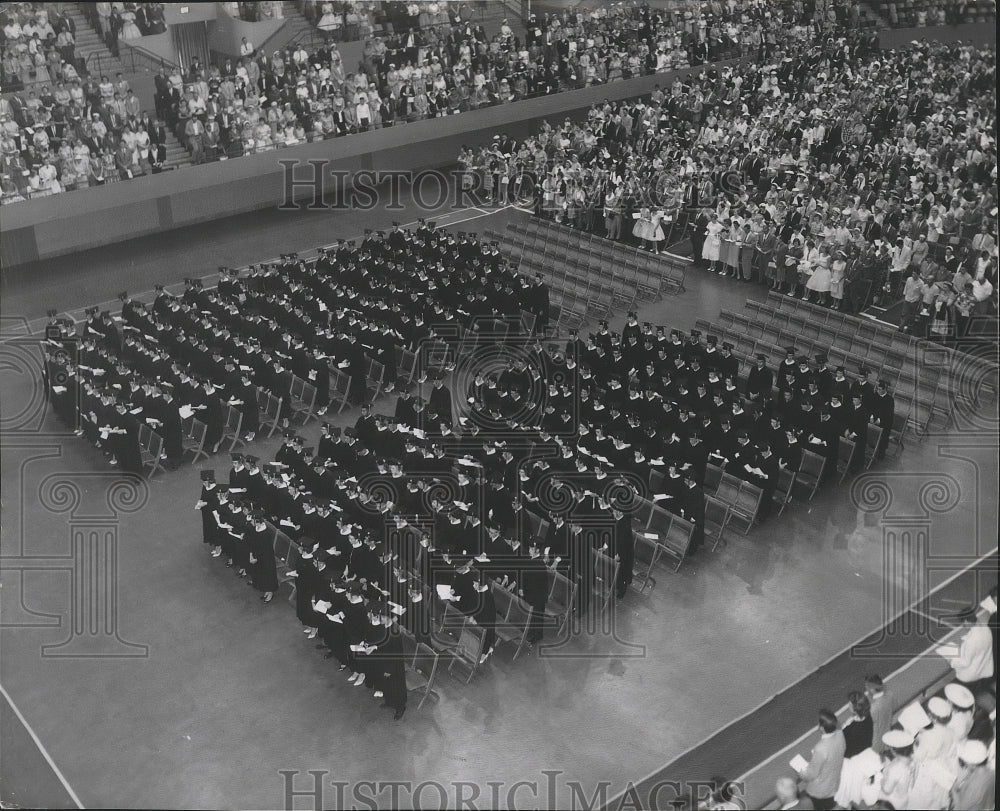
69 4 125 78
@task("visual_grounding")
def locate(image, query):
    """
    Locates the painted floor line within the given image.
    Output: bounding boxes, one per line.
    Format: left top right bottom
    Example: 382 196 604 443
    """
0 682 85 809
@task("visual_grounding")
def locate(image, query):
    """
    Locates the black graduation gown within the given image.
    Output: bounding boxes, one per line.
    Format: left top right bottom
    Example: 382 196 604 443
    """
295 561 325 626
200 484 220 544
249 523 279 592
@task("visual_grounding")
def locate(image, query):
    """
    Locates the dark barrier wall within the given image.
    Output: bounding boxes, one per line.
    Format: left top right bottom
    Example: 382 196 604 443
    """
2 22 993 269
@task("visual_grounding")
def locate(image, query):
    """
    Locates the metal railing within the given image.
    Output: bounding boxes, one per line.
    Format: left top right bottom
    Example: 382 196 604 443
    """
85 39 180 79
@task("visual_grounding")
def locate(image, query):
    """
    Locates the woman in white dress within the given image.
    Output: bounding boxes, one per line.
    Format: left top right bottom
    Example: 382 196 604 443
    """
633 207 665 253
120 9 142 40
702 212 723 272
829 249 846 309
805 244 832 304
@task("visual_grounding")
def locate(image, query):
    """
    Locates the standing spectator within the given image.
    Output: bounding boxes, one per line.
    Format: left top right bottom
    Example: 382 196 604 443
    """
795 709 846 810
950 605 995 692
900 267 925 333
834 692 874 808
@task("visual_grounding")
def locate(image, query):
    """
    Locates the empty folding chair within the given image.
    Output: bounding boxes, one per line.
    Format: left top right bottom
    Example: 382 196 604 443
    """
771 467 796 516
729 481 763 534
403 637 441 709
287 376 318 424
703 495 730 551
544 568 577 637
629 532 662 593
590 549 619 615
138 424 165 478
181 417 209 463
328 369 352 413
219 405 245 452
492 585 532 659
704 463 724 495
257 387 284 436
794 450 826 501
660 514 693 572
447 623 487 683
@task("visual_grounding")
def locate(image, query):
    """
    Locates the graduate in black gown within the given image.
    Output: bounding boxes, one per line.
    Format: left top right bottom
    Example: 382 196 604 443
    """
247 509 278 602
369 607 408 720
196 470 222 556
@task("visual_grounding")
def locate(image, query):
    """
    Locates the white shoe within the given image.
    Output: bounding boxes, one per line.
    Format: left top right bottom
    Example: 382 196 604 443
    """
347 672 360 684
316 406 327 416
373 690 384 698
353 673 365 687
306 629 317 639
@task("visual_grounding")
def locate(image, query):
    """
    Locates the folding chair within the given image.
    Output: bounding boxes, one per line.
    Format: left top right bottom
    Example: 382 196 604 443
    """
278 539 300 600
591 549 619 615
447 623 487 683
220 405 245 452
257 387 284 437
181 417 209 463
703 495 730 551
715 473 742 509
328 368 352 413
794 450 826 502
403 636 441 709
629 532 661 593
630 496 654 531
772 467 796 516
544 568 577 636
729 481 763 535
365 359 386 401
660 513 693 572
395 347 418 386
865 425 883 469
138 424 165 478
492 584 532 659
287 376 319 425
836 437 858 484
704 463 724 495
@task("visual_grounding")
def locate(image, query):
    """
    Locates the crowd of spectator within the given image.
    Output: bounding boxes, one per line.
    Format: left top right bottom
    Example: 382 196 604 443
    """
877 0 996 27
2 3 84 93
84 3 168 57
1 68 172 203
460 31 997 334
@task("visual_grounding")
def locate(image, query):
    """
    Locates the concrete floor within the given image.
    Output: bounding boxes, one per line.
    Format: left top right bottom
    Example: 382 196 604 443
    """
2 193 997 809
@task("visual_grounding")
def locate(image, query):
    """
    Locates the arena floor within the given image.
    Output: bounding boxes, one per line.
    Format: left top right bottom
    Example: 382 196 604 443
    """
2 188 997 809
